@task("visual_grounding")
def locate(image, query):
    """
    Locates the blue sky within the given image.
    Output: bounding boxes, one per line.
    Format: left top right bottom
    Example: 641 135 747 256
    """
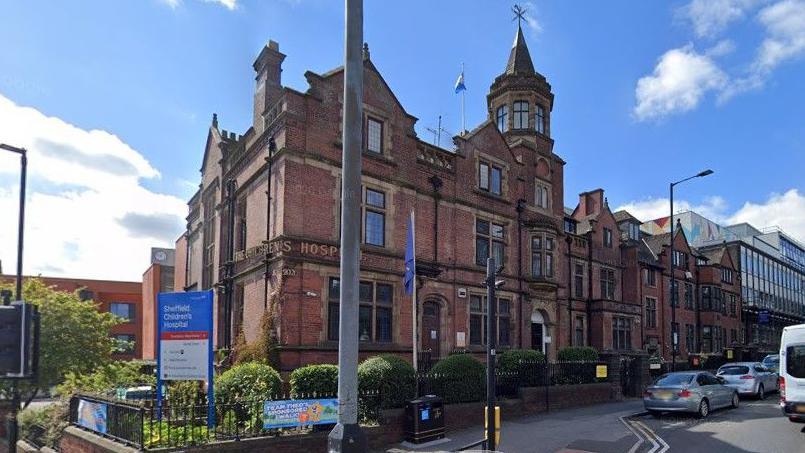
0 0 803 280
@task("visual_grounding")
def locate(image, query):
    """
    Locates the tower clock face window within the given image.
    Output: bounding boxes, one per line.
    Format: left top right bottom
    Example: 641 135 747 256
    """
496 105 509 132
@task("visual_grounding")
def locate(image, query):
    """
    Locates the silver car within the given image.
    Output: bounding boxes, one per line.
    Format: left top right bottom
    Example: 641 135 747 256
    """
716 362 778 399
644 371 739 418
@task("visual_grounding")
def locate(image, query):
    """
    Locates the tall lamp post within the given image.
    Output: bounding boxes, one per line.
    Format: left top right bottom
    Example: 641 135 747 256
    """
328 0 366 451
669 169 713 371
1 143 27 453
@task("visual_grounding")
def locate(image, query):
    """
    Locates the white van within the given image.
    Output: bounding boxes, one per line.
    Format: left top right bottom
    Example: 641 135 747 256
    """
780 324 805 422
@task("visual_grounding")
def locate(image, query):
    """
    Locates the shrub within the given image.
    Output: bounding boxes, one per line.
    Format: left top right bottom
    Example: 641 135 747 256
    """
358 355 415 411
497 349 546 373
166 381 204 406
290 364 338 397
56 360 154 397
497 349 546 388
427 354 485 403
18 401 69 449
215 362 282 402
557 346 599 362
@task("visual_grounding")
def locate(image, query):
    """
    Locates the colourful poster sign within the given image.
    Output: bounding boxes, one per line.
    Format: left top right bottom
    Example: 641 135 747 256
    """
263 399 338 429
77 399 107 434
157 291 213 381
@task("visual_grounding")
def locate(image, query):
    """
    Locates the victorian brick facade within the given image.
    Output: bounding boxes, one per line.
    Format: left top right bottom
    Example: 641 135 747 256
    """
177 26 569 371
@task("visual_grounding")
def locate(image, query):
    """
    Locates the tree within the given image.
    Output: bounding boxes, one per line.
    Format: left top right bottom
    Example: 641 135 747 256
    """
0 278 122 402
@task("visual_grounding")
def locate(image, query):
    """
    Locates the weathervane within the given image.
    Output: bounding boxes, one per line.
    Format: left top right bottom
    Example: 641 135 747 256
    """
512 3 527 28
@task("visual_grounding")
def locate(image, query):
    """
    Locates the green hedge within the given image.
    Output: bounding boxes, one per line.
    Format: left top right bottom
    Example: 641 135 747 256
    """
557 346 599 362
290 364 338 397
428 354 485 403
358 355 415 410
216 362 282 402
497 349 546 373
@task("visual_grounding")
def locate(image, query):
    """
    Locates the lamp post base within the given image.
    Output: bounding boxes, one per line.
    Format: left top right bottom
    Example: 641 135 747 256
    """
328 423 367 453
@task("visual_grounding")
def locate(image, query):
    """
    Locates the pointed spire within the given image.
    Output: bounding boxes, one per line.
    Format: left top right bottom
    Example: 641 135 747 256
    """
506 25 535 75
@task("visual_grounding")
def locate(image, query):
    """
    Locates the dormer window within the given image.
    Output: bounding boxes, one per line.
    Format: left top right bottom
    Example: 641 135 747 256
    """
366 117 383 153
628 222 640 240
536 105 546 134
496 105 509 132
513 101 529 130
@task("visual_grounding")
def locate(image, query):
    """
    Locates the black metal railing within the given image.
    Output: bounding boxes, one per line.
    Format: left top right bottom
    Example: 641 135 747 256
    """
69 395 145 447
70 391 382 450
68 361 608 450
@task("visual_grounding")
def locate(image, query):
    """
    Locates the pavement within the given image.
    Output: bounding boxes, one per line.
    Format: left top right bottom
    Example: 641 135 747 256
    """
386 394 805 453
386 399 646 453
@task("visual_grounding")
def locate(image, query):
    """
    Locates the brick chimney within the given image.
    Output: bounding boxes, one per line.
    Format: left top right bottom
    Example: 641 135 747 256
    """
253 40 286 133
578 188 605 217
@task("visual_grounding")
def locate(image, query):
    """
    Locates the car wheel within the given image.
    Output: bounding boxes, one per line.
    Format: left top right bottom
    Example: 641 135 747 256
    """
731 392 739 408
757 384 765 400
698 399 710 419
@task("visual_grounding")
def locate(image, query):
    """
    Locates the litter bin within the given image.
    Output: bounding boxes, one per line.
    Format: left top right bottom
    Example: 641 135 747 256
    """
404 395 445 444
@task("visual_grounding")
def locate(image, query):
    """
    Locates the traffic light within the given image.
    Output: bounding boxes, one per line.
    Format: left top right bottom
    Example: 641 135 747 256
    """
0 302 37 378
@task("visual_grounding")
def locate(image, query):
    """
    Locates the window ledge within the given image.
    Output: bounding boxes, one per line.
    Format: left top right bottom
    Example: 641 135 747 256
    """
362 149 397 166
473 188 511 204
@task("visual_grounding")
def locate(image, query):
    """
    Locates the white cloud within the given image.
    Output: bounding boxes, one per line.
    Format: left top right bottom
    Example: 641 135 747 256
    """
616 195 729 225
727 189 805 243
706 39 736 57
522 2 543 34
0 94 187 281
161 0 237 10
616 189 805 243
719 0 805 101
633 45 728 121
681 0 762 38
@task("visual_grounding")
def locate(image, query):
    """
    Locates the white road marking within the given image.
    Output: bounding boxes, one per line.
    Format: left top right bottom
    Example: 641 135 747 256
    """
619 415 644 453
634 420 669 453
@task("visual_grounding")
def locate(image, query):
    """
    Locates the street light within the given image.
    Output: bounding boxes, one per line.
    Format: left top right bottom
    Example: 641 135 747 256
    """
669 169 713 371
1 143 27 453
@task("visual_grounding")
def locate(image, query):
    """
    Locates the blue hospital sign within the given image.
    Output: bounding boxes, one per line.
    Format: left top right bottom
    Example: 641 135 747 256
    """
157 291 213 381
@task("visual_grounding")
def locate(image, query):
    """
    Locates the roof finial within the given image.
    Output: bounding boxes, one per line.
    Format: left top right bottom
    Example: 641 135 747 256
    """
363 42 370 60
512 3 527 29
212 113 218 129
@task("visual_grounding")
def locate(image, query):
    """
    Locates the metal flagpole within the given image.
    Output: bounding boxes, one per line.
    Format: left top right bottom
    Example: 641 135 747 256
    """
328 0 367 450
460 63 466 134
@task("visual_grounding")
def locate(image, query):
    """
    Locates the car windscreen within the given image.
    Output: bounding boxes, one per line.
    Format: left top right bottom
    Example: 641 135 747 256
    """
786 345 805 378
718 366 749 375
763 357 779 366
655 374 694 386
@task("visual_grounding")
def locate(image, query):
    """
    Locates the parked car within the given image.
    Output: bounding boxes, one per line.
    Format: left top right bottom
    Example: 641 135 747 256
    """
717 362 778 399
762 354 780 373
644 371 739 418
780 324 805 423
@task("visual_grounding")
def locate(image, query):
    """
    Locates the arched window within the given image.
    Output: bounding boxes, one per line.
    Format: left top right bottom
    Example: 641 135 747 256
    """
496 105 509 132
513 101 529 130
535 181 550 209
536 105 546 134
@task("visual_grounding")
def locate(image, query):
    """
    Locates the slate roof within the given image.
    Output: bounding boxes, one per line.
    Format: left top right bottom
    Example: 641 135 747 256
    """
506 25 536 75
613 210 640 224
643 232 672 256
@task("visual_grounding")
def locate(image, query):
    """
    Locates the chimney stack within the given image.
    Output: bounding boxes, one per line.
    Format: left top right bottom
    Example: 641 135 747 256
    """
253 40 286 133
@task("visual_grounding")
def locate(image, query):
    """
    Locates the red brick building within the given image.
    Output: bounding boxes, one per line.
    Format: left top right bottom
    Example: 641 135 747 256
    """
177 25 572 371
0 275 143 359
141 248 176 360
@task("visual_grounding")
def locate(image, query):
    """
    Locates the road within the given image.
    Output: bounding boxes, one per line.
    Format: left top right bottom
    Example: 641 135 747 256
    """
388 396 805 452
628 396 805 453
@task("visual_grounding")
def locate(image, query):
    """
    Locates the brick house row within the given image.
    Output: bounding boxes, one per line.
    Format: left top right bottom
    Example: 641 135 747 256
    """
174 24 744 370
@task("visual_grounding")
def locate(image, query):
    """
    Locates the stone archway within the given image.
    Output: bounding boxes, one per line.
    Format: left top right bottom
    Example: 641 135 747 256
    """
530 311 547 354
420 294 449 360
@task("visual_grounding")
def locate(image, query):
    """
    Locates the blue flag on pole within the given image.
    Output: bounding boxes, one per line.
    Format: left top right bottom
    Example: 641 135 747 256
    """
404 212 415 295
454 70 466 93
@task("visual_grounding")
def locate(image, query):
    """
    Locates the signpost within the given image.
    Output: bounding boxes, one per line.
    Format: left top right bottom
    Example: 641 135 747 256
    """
156 290 214 428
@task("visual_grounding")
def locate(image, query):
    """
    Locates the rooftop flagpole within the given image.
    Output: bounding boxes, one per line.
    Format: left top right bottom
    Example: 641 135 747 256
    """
460 63 466 134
